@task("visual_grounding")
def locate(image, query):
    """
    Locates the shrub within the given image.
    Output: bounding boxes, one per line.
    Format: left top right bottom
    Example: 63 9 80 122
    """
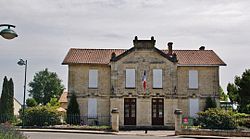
22 106 61 126
197 108 237 130
235 113 250 128
26 98 38 107
0 123 27 139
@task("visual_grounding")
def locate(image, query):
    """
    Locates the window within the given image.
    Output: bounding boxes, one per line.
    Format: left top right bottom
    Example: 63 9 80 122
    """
88 98 97 118
153 69 163 88
125 69 135 88
89 70 98 88
189 98 199 117
189 70 198 89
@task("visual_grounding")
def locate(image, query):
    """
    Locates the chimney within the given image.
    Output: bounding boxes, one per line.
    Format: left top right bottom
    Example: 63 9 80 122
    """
199 46 205 50
167 42 173 55
133 36 156 49
111 52 116 61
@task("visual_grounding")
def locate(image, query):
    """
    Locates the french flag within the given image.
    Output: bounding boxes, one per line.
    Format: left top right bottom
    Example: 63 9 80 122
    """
142 70 147 93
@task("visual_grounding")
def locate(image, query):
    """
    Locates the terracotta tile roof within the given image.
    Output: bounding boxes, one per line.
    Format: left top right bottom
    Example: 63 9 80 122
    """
59 91 68 103
164 50 226 66
62 48 126 65
62 48 226 66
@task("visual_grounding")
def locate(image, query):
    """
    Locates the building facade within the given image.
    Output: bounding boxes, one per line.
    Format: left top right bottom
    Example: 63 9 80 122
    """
62 36 226 127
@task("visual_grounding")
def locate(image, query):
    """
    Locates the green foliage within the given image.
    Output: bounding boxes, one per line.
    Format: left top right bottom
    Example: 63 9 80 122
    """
26 98 38 107
219 86 228 101
0 76 14 123
46 97 60 107
28 68 64 105
66 92 80 125
197 108 237 130
227 83 239 102
0 124 27 139
227 69 250 113
204 96 217 111
22 106 61 126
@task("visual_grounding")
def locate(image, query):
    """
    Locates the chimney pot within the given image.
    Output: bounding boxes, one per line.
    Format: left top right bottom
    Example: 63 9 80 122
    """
134 36 138 41
199 46 205 50
167 42 173 55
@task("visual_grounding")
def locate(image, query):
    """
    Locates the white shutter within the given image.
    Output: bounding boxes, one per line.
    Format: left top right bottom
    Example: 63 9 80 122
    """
88 98 97 118
125 69 135 88
189 70 198 89
189 98 199 117
89 70 98 88
153 69 162 88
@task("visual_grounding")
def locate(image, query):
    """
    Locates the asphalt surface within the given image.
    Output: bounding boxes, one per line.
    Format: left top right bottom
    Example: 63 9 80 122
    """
24 132 175 139
21 129 249 139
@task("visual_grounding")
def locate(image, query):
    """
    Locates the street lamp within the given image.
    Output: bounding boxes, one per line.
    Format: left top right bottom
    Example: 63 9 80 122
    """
0 24 18 40
17 59 27 128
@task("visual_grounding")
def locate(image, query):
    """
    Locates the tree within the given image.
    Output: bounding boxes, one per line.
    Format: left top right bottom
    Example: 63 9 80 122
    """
227 83 239 102
0 76 9 115
0 76 14 122
28 68 64 105
204 96 217 111
26 98 37 107
219 86 228 101
227 69 250 113
66 92 80 125
8 78 14 115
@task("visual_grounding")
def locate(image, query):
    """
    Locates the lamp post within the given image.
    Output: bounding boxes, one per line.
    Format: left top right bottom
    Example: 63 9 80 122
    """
0 24 18 40
17 59 27 128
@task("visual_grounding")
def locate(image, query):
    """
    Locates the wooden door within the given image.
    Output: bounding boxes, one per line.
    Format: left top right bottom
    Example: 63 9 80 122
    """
124 98 136 125
152 98 164 125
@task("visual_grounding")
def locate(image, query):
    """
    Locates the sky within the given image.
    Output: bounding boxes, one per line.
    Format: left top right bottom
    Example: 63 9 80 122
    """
0 0 250 103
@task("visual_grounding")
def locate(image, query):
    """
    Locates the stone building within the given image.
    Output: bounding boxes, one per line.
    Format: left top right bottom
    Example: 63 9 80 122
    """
62 36 226 128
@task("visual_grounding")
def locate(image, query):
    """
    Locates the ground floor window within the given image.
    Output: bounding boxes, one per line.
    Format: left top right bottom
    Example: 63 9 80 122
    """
189 98 199 117
88 98 97 118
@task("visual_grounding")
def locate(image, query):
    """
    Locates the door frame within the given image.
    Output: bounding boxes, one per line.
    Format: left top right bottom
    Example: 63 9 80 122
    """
152 98 164 125
124 98 136 125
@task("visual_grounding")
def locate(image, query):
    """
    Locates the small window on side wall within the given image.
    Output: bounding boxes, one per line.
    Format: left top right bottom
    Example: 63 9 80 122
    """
125 69 135 88
189 70 198 89
153 69 163 88
89 69 98 88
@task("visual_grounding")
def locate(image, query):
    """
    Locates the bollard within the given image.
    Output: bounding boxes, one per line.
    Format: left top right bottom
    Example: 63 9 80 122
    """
174 109 183 135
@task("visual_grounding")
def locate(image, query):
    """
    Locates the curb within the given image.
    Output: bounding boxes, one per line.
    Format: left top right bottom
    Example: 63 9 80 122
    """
19 129 116 135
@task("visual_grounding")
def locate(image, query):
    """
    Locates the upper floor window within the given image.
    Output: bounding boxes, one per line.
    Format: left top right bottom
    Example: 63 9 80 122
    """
153 69 163 88
89 69 98 88
189 70 198 89
125 69 135 88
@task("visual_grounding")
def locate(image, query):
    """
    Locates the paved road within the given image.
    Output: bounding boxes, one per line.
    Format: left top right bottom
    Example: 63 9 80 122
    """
24 132 247 139
24 132 180 139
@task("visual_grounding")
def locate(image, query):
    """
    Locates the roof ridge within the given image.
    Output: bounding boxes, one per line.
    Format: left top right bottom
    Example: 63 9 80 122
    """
70 48 127 50
70 48 214 51
162 49 213 51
